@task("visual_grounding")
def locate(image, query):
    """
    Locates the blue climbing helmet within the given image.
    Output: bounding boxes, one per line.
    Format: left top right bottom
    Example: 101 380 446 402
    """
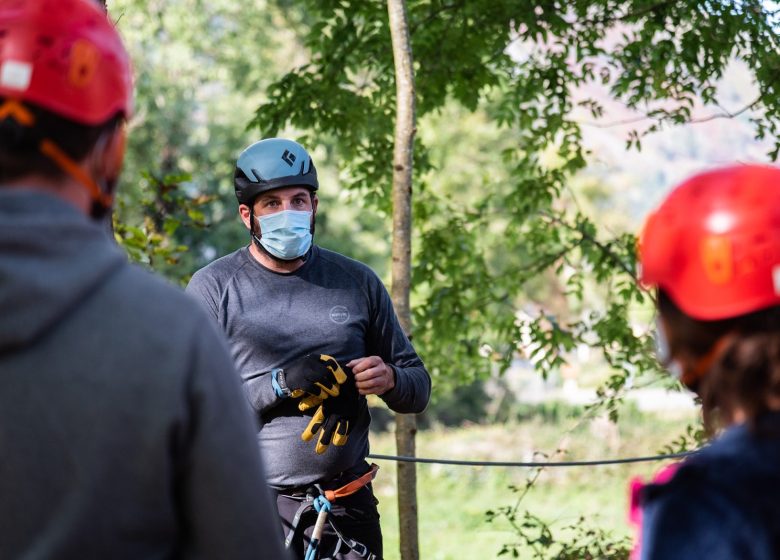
234 138 318 205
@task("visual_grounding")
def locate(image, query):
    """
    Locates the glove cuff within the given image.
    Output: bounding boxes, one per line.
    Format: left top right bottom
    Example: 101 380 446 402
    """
271 368 291 398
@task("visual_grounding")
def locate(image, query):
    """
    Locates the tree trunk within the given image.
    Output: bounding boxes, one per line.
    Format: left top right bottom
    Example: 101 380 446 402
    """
387 1 419 559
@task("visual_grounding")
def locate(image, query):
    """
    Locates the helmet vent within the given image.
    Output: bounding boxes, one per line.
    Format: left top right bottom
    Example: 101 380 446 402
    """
33 35 54 62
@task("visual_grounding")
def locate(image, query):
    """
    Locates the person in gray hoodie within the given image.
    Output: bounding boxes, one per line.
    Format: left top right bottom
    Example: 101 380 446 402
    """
0 1 288 558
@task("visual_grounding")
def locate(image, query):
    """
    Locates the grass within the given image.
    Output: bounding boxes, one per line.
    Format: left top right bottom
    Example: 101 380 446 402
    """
368 403 698 559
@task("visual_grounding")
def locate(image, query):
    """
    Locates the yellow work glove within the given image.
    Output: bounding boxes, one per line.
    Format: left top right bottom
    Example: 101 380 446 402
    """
301 375 359 454
275 354 348 411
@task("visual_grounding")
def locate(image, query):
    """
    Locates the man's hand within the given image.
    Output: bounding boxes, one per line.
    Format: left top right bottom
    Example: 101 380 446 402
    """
346 356 395 396
276 354 348 410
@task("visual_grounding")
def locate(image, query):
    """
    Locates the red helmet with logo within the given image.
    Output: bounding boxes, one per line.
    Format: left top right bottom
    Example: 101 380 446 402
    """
0 0 132 124
640 164 780 321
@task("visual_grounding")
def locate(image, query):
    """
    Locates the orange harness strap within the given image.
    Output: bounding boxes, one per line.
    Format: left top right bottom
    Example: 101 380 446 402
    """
323 463 379 502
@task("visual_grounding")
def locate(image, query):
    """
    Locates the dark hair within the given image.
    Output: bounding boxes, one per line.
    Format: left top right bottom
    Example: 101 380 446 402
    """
0 98 121 183
658 290 780 433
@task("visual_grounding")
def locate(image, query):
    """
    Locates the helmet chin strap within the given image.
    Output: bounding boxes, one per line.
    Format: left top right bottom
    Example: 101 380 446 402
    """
656 316 735 392
249 205 289 263
90 176 118 220
679 334 735 392
40 138 115 219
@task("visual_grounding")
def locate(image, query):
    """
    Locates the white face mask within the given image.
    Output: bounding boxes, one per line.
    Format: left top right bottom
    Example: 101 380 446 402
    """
256 210 312 260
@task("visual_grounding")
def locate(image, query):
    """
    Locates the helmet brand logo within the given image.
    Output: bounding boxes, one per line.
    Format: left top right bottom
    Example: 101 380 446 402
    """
0 60 33 91
281 149 296 167
700 235 733 285
68 39 99 88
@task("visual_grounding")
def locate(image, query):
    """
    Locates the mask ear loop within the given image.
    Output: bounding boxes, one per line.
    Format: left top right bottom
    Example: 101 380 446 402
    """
249 204 264 247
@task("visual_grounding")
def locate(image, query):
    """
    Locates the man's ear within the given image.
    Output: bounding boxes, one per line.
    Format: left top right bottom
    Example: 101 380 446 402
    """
312 194 319 215
97 123 126 182
239 204 252 230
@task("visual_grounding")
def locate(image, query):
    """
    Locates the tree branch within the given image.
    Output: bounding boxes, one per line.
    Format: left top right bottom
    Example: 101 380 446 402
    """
541 213 640 284
587 0 677 26
577 95 763 128
409 1 464 35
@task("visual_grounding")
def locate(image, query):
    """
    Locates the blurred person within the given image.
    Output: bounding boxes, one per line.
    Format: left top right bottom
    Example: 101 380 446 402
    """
186 137 431 559
632 164 780 559
0 1 288 558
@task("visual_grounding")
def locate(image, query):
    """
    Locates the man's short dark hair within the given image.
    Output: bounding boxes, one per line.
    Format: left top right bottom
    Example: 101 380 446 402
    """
0 98 121 183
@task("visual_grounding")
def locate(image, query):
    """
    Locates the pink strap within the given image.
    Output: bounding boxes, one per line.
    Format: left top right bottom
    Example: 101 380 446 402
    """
629 462 681 559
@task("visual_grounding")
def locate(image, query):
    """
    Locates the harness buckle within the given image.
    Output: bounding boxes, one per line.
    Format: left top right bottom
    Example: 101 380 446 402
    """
348 540 369 557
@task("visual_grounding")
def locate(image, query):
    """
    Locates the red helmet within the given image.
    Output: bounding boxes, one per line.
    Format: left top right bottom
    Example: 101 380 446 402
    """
640 164 780 321
0 0 132 124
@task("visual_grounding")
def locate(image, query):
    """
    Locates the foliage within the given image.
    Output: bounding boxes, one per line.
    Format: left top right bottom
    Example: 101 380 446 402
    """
109 0 780 402
109 0 326 278
513 401 586 425
112 171 210 281
417 379 492 428
253 0 780 399
250 1 779 556
371 413 696 560
110 0 395 280
109 0 779 556
658 418 707 453
486 510 631 560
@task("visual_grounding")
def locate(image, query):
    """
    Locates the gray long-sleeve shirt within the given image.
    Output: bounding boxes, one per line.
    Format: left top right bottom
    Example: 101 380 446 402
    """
186 245 431 488
0 191 288 559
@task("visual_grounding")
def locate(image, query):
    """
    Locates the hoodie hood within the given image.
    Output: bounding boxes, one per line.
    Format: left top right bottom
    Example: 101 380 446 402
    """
0 190 126 353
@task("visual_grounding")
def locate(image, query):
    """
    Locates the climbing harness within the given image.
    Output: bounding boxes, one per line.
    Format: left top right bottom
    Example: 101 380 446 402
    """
283 464 380 560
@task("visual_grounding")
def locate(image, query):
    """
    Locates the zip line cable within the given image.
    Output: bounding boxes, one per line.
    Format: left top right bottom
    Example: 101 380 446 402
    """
367 450 697 468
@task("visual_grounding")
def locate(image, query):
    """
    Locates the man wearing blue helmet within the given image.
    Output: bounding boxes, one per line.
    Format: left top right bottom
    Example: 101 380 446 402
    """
187 138 431 559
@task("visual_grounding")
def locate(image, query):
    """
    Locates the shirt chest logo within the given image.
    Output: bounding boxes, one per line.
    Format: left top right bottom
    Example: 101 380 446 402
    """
329 306 350 324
